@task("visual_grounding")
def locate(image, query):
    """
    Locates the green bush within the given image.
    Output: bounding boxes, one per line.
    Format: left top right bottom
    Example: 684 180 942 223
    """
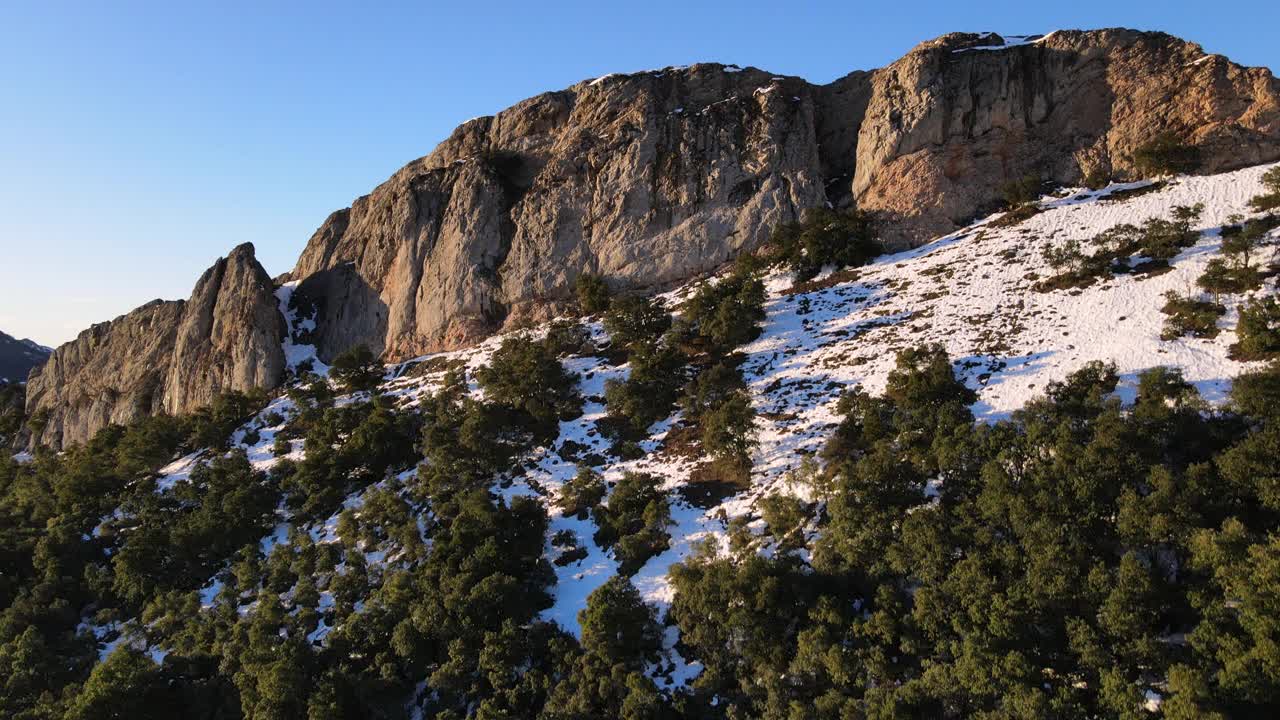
1248 166 1280 212
558 466 606 519
603 295 671 351
677 270 767 352
700 390 756 466
601 342 685 439
771 207 880 281
1132 131 1200 177
1000 173 1042 207
574 273 611 314
475 334 581 437
1160 291 1225 340
593 472 671 575
680 361 747 419
329 344 383 394
543 319 593 357
1233 296 1280 360
1197 258 1260 296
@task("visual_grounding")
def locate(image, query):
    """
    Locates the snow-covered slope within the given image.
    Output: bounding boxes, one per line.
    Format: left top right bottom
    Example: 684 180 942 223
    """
118 161 1279 682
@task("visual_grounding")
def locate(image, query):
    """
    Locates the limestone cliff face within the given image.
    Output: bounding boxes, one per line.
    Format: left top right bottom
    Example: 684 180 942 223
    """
26 29 1280 447
851 30 1280 242
25 244 285 449
287 29 1280 359
289 64 829 359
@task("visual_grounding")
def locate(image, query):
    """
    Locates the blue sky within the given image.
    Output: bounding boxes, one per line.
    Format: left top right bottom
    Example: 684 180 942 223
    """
1 1 1277 347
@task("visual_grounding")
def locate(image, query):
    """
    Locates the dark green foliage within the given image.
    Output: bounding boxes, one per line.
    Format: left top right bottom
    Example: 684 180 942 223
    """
1197 258 1260 295
575 273 611 314
112 450 278 607
578 576 662 666
1248 166 1280 211
1000 173 1042 207
663 352 1280 717
699 391 756 467
543 318 593 357
1132 131 1201 177
558 465 606 519
771 207 880 281
1233 296 1280 360
676 269 767 352
329 344 384 394
186 388 269 451
602 342 686 440
679 361 746 419
281 396 418 520
604 295 672 351
593 472 672 575
1039 205 1204 290
1161 290 1226 340
475 334 581 438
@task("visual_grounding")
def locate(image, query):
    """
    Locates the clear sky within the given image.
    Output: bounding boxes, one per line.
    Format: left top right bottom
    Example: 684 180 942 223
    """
1 0 1277 347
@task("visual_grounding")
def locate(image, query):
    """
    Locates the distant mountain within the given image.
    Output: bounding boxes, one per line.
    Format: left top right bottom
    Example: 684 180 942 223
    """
0 331 50 384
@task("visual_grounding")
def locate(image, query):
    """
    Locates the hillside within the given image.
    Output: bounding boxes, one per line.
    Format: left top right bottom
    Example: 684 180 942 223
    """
0 330 50 384
6 161 1280 717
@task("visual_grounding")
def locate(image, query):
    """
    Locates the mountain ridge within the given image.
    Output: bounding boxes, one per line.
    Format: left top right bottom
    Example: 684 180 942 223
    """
0 330 51 384
26 27 1280 448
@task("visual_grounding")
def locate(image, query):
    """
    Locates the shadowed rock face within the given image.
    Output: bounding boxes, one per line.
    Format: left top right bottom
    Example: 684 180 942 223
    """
26 29 1280 447
287 29 1280 358
25 244 285 449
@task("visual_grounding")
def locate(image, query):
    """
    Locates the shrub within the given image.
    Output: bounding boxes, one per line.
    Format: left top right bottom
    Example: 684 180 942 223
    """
1132 131 1200 177
1248 166 1280 212
1160 291 1225 340
593 472 671 575
574 273 611 314
680 362 748 419
603 295 671 350
1000 173 1042 207
1082 167 1110 190
543 319 592 357
1043 238 1088 274
1222 217 1271 270
272 434 293 458
558 466 606 518
1197 258 1260 296
677 270 767 352
330 345 384 394
578 576 662 665
186 389 270 450
759 493 808 549
771 208 880 281
475 334 581 437
1138 204 1203 261
601 342 686 438
1233 296 1280 360
700 391 757 466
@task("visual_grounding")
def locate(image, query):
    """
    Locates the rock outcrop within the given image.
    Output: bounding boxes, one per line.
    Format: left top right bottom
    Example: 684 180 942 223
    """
25 244 285 449
851 30 1280 243
286 29 1280 358
289 64 828 360
26 29 1280 447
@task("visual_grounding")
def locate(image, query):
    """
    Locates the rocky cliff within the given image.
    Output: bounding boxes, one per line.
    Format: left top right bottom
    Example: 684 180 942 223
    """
286 28 1280 358
26 28 1280 447
25 244 285 448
